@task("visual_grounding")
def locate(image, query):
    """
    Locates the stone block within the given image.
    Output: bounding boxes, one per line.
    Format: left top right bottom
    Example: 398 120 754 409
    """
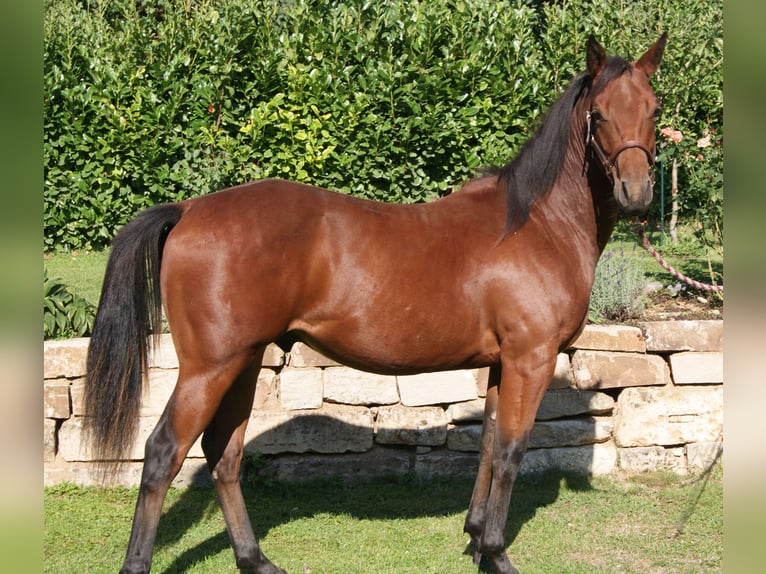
148 334 178 369
613 386 723 447
279 368 323 410
686 441 723 470
244 404 373 454
520 441 617 476
535 389 615 420
570 325 646 352
43 458 209 488
140 369 178 416
288 343 340 367
44 418 57 462
640 320 723 352
446 417 614 452
44 379 70 419
447 424 482 451
670 352 723 385
252 369 279 410
397 370 478 406
323 367 399 405
529 417 613 448
375 405 447 446
618 446 687 474
446 399 485 423
263 344 285 367
260 448 413 484
550 353 573 389
44 338 89 379
70 379 85 416
413 450 480 479
139 368 279 414
44 461 145 488
71 368 184 417
58 416 203 462
476 367 490 396
572 350 670 389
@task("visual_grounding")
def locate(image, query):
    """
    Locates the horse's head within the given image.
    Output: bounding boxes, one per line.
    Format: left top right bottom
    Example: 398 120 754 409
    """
585 34 667 215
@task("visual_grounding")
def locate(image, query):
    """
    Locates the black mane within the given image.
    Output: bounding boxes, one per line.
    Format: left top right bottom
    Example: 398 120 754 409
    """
489 56 632 233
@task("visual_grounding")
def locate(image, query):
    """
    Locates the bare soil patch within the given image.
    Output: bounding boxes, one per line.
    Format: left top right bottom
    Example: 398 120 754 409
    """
637 288 723 322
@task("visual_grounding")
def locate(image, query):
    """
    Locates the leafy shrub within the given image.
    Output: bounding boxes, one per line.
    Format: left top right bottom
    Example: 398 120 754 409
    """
588 245 647 323
44 0 723 251
44 269 96 339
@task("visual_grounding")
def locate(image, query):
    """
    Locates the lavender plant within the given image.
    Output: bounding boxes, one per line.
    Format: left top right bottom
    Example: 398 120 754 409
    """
588 244 647 323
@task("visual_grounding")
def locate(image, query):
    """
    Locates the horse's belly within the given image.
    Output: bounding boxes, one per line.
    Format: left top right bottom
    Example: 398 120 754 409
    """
286 317 498 375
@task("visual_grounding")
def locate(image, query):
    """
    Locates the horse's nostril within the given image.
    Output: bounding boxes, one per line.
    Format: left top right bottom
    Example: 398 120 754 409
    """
621 181 631 203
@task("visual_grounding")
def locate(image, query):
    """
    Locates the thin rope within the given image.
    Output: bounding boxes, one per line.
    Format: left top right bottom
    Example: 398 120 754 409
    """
636 225 723 292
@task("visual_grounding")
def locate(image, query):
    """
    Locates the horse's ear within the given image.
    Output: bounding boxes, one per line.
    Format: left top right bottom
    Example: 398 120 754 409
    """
636 33 668 76
586 35 606 78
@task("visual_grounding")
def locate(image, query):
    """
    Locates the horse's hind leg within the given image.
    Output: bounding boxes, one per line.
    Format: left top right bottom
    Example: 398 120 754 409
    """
120 409 183 574
120 352 259 574
201 351 285 574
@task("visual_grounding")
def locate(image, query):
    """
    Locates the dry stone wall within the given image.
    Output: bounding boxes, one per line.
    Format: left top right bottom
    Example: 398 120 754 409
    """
43 321 723 487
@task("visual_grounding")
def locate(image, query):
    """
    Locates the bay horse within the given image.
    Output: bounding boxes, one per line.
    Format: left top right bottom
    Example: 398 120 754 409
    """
84 34 667 574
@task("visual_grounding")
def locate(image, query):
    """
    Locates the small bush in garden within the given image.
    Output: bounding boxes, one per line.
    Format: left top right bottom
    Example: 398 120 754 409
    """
588 245 647 323
44 269 96 339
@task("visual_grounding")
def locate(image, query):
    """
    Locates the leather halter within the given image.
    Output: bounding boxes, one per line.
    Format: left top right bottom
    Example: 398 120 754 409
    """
584 109 655 180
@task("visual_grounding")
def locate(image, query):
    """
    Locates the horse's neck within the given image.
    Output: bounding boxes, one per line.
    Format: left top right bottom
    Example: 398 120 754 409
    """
566 107 620 255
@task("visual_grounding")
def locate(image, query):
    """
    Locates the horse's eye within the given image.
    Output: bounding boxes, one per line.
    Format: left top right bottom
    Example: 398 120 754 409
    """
652 107 662 120
590 109 604 122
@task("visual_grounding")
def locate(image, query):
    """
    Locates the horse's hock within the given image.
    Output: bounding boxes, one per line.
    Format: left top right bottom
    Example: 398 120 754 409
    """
43 320 723 487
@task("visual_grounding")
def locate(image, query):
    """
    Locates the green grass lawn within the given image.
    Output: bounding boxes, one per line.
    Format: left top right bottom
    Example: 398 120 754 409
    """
44 250 109 307
610 223 723 286
44 465 722 573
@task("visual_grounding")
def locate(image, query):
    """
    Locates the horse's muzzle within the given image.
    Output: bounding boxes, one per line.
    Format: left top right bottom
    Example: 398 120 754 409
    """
615 176 653 216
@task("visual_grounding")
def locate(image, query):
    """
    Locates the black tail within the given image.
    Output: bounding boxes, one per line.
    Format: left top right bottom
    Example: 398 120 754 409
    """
84 203 184 463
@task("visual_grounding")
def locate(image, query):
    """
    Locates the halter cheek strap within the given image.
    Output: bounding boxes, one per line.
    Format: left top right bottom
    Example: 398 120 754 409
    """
583 110 656 179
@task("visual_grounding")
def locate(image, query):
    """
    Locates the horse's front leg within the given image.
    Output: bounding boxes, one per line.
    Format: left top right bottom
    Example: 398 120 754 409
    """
464 364 500 561
477 346 557 574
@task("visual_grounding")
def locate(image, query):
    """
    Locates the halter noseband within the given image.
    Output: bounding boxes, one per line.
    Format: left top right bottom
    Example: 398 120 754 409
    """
584 109 656 179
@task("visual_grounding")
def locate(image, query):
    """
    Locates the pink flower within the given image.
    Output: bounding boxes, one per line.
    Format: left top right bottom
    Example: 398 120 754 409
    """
660 127 683 143
697 135 711 148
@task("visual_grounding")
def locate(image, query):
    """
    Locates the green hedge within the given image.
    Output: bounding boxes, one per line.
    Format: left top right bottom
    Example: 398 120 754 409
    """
44 0 722 251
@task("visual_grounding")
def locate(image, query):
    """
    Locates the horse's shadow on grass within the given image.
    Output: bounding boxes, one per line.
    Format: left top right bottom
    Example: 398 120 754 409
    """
153 419 595 573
